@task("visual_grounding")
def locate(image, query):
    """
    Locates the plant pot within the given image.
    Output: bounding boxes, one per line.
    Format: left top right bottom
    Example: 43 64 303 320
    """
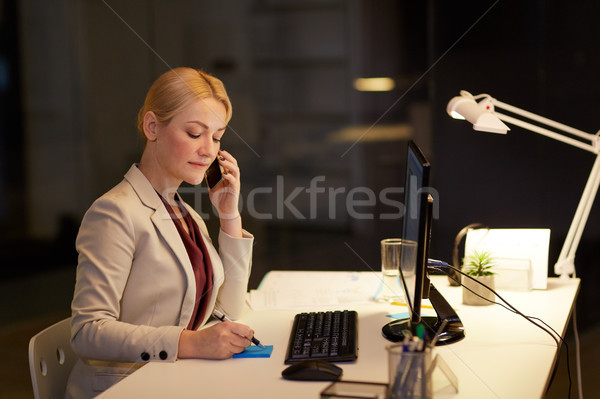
462 275 495 306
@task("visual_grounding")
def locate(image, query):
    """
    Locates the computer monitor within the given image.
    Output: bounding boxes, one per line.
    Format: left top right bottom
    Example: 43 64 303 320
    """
400 141 432 322
382 141 465 345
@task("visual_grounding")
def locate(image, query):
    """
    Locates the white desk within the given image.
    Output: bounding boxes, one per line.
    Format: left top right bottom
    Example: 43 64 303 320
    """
99 273 579 399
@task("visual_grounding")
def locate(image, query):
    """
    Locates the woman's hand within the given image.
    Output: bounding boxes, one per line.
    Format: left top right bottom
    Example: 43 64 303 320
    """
178 321 254 359
208 149 243 237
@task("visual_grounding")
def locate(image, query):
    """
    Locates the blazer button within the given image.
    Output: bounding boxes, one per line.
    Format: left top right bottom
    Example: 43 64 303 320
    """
159 350 168 360
141 352 150 361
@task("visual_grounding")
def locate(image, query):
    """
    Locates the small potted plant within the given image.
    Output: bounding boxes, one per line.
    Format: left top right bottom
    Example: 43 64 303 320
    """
462 250 496 306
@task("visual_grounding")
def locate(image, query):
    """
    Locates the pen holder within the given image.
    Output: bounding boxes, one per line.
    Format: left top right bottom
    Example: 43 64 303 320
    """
387 344 432 399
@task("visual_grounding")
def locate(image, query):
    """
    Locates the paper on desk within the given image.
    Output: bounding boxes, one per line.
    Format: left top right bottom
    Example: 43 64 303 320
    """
247 271 381 310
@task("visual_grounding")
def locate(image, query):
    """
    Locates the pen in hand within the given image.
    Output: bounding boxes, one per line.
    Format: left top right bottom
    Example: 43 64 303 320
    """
212 309 265 349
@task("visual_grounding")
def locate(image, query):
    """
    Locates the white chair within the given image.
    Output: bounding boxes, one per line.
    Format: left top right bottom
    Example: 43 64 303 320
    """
29 318 78 399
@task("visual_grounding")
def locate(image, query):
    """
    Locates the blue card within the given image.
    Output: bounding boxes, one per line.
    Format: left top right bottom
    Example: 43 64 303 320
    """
233 345 274 358
387 312 410 319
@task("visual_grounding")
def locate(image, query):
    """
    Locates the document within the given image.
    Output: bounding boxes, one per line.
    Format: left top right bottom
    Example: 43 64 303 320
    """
247 271 381 310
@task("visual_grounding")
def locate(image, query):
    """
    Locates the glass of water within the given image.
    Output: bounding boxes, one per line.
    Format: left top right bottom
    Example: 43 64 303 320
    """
374 238 417 303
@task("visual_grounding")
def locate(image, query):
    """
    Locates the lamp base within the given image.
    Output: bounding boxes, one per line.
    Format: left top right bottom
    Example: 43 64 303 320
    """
554 257 575 279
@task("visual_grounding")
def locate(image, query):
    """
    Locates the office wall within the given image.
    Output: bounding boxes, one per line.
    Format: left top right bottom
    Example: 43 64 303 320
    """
430 1 600 328
6 1 600 325
17 0 259 238
15 0 425 239
432 1 600 247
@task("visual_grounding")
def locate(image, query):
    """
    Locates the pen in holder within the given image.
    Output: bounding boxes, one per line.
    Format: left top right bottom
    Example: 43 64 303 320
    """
387 343 432 399
386 338 459 399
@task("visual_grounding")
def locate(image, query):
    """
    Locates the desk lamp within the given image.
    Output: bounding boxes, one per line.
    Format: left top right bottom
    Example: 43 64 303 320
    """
446 90 600 279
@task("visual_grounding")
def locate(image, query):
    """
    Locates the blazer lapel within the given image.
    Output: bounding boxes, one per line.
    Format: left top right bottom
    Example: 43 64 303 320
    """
124 165 197 324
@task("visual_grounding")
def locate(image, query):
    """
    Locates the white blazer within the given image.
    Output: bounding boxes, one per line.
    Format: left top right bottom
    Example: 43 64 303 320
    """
65 164 253 398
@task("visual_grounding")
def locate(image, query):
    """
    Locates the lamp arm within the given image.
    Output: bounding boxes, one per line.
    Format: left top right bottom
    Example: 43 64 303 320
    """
492 99 599 145
450 91 600 278
494 111 598 154
555 154 600 277
492 102 600 277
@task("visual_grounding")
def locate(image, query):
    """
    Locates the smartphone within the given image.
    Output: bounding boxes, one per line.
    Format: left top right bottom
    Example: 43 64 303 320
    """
205 157 223 189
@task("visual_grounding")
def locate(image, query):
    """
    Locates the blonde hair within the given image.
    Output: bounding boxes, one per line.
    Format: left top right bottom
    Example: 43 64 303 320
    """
137 67 232 135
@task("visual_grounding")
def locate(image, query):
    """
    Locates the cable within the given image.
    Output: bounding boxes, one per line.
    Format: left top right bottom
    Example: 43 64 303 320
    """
439 265 570 395
430 263 561 346
428 260 572 397
444 223 488 286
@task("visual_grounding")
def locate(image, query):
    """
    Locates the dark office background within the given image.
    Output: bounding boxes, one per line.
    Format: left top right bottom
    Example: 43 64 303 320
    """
1 0 599 397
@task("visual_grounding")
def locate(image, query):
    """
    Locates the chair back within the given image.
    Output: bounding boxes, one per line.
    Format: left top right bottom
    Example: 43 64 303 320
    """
28 318 78 399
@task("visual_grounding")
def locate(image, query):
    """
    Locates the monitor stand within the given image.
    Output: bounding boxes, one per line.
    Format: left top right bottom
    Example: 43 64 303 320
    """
381 284 465 345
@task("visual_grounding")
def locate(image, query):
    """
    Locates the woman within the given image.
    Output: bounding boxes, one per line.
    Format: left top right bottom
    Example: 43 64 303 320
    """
65 67 255 398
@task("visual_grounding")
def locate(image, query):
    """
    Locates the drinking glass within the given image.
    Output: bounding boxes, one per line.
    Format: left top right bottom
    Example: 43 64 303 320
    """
374 238 417 303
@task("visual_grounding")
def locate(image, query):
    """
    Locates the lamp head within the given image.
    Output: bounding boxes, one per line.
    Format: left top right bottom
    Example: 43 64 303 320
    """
447 91 510 134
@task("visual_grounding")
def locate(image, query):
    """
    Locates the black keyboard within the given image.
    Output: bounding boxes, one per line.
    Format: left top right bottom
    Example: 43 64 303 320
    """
284 310 358 364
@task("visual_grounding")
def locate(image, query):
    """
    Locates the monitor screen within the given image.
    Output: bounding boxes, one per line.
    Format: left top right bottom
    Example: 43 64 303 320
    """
382 141 465 345
401 141 431 324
